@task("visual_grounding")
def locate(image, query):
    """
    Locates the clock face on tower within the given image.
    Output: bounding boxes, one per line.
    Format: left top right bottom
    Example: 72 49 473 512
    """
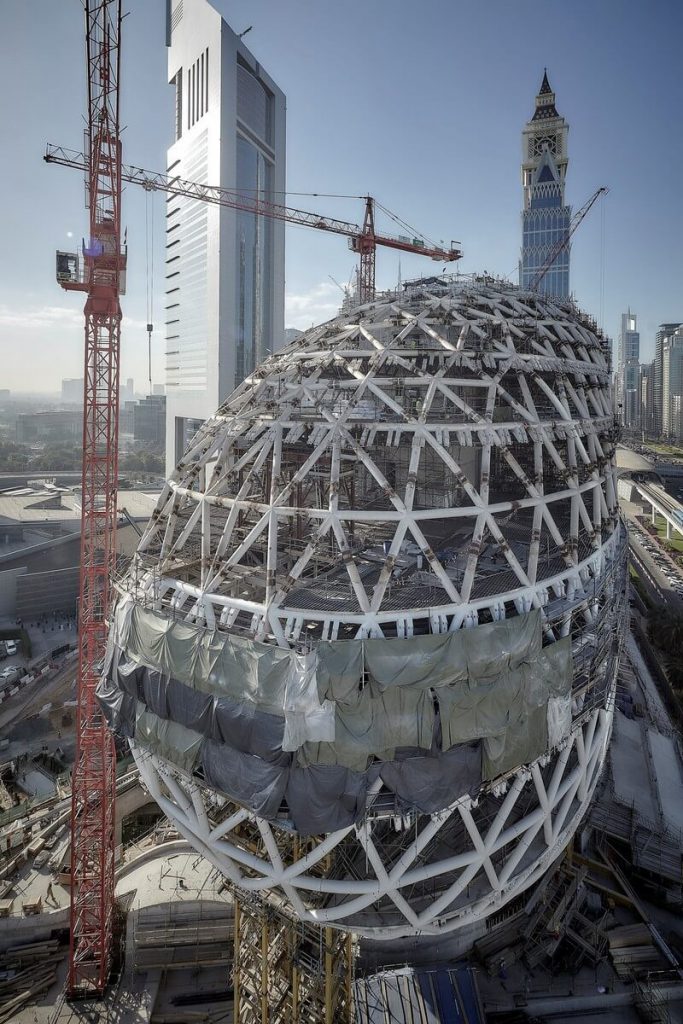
533 134 557 155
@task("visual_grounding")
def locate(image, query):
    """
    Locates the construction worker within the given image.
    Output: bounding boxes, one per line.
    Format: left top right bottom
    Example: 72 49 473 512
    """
46 881 55 904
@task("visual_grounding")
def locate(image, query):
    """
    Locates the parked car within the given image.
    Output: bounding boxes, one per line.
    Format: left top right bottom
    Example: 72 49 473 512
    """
4 640 17 657
0 666 20 685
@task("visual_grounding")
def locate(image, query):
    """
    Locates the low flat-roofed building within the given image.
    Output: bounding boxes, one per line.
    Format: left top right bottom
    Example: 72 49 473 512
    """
15 410 83 444
0 486 160 619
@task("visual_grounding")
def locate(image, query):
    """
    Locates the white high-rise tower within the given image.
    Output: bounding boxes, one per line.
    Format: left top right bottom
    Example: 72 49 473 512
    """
164 0 286 472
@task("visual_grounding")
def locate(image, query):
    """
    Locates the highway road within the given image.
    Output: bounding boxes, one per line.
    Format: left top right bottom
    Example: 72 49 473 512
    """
626 518 683 611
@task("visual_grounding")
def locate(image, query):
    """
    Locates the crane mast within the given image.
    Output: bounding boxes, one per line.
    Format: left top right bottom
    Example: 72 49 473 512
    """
354 196 377 303
57 0 125 996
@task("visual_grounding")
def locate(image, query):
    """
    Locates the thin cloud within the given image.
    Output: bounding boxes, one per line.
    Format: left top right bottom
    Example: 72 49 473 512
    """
0 303 149 334
285 281 341 330
0 303 82 331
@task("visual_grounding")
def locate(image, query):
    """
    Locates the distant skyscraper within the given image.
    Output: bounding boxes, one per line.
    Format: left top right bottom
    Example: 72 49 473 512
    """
164 0 286 473
61 378 84 404
662 328 683 441
617 311 640 428
654 322 682 435
120 378 135 405
134 394 167 448
520 71 571 297
639 362 654 436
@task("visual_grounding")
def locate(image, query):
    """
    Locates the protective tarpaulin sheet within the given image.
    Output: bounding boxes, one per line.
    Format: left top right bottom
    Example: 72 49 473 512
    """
316 640 364 708
379 744 482 813
364 610 542 691
167 678 214 735
96 659 136 740
482 636 573 779
103 651 288 763
282 650 335 752
142 669 169 719
135 702 203 775
212 695 289 763
437 670 526 749
103 599 574 826
482 704 547 780
285 764 368 836
297 687 435 771
201 739 288 819
365 631 467 690
120 600 290 709
118 600 334 743
547 696 572 747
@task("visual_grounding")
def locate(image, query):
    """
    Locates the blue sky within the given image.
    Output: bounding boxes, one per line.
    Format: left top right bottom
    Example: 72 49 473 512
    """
1 0 682 392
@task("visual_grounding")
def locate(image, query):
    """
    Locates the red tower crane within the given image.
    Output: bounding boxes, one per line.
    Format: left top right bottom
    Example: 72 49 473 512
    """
46 145 463 304
55 0 125 996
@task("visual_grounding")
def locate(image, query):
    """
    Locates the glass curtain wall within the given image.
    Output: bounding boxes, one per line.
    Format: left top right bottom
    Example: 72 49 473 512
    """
235 138 273 384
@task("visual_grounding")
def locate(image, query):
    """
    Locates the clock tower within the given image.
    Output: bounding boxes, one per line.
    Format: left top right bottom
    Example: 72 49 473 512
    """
520 71 572 297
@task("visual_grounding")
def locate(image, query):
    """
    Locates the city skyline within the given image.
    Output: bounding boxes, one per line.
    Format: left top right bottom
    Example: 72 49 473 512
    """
1 0 682 392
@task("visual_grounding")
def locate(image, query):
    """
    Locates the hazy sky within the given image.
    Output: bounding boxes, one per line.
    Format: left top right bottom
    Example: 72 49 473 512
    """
1 0 682 393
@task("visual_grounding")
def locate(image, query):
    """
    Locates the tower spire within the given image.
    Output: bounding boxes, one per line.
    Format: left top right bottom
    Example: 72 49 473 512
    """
532 69 560 121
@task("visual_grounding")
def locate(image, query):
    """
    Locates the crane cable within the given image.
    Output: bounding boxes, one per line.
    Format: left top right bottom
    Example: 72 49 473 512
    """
374 199 440 250
145 189 154 395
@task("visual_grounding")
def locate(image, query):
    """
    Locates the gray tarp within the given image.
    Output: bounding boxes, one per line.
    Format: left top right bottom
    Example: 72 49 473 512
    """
363 610 541 691
212 696 289 764
378 744 482 813
482 636 573 778
201 739 289 819
316 641 364 707
120 599 291 711
285 764 368 836
297 687 435 771
97 657 136 740
100 599 574 830
118 600 335 745
438 670 526 748
167 678 214 735
135 701 203 775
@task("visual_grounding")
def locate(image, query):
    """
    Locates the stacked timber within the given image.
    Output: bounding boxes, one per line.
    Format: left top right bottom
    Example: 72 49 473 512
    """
606 923 668 979
0 937 65 1023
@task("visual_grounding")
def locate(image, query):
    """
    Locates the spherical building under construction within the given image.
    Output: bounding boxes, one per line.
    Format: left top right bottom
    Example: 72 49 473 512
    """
100 277 627 939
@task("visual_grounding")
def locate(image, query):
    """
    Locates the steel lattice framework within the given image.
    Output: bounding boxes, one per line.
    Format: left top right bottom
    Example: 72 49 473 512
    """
118 278 627 938
58 0 125 995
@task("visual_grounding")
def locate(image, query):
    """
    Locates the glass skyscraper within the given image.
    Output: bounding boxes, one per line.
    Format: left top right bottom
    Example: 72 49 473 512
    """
617 311 640 428
520 72 571 298
164 0 286 473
